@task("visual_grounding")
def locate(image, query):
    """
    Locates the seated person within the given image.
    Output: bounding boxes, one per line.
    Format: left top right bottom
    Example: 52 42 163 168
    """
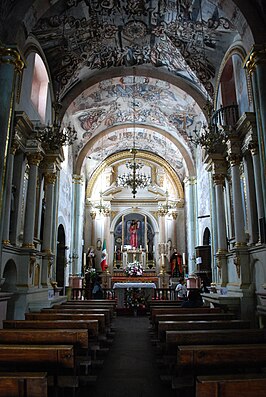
92 277 103 299
175 278 187 300
181 289 203 308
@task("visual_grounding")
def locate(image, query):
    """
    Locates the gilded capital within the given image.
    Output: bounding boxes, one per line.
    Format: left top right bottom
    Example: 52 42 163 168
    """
212 174 225 186
172 211 178 220
44 173 57 185
90 211 96 220
73 174 83 184
245 44 266 75
27 152 43 166
0 45 24 73
228 153 241 167
11 140 19 155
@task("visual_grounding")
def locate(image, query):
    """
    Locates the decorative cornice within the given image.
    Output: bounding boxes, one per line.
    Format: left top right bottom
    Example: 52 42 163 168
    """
227 153 241 167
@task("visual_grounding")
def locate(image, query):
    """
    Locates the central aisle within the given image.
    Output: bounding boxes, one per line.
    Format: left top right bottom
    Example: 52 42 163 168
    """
84 315 176 397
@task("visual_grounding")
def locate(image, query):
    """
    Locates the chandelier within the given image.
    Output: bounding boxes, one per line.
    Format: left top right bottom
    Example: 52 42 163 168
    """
158 190 175 215
94 192 110 214
116 71 151 198
35 99 77 150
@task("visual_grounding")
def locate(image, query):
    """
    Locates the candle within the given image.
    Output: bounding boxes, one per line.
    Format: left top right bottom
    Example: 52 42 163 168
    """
83 253 86 266
183 253 186 264
161 253 164 265
146 245 149 252
140 245 142 250
115 245 117 252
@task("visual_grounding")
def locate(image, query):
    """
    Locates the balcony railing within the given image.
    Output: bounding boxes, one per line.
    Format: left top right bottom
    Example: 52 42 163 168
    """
211 104 239 129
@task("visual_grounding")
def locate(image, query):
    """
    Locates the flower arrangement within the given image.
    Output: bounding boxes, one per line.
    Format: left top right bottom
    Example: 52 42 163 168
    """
85 267 97 280
125 288 147 310
124 261 143 276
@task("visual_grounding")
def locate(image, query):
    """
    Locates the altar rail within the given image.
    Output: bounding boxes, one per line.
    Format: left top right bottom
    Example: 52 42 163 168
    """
71 287 177 301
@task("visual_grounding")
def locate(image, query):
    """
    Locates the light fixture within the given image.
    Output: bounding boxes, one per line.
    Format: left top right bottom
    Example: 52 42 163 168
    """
158 190 175 215
188 103 239 154
35 99 77 150
116 71 151 198
94 192 110 214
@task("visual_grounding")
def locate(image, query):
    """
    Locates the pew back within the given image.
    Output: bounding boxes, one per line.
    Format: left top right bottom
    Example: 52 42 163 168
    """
0 372 48 397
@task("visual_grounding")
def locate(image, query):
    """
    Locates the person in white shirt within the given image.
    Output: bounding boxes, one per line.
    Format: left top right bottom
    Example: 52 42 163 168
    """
175 278 187 300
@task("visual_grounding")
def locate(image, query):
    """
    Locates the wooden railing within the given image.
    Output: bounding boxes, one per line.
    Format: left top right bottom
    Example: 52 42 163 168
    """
71 287 178 301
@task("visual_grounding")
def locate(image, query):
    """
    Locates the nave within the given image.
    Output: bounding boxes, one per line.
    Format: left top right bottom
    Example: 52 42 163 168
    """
80 315 176 397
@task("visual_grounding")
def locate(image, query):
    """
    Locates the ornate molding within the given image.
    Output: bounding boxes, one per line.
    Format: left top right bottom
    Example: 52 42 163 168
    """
86 150 184 199
212 174 225 186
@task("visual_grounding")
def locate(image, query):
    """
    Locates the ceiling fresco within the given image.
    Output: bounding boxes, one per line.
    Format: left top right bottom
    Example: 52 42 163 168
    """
83 126 187 182
31 0 238 97
67 75 202 145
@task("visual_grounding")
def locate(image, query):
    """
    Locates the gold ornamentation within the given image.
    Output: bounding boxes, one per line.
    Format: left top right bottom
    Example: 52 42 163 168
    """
73 174 83 184
44 173 57 185
228 153 241 167
0 46 24 73
212 174 225 186
172 211 178 220
2 240 10 245
90 211 96 220
27 152 43 166
22 242 35 249
245 44 266 75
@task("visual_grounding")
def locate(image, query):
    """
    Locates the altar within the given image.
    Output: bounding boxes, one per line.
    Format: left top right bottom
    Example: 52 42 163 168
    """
113 282 156 308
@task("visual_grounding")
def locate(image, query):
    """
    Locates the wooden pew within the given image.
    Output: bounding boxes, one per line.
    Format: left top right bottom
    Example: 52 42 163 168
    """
177 343 266 374
53 303 116 318
157 320 251 342
0 329 89 351
24 312 106 334
153 313 236 333
150 307 222 325
196 373 266 397
41 307 112 326
0 345 76 395
3 319 99 338
165 328 266 354
0 372 48 397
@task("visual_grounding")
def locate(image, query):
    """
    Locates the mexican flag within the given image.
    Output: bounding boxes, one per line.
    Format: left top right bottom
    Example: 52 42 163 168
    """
100 239 108 271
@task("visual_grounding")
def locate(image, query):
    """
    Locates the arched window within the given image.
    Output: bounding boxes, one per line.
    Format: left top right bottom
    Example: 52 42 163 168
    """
30 53 49 122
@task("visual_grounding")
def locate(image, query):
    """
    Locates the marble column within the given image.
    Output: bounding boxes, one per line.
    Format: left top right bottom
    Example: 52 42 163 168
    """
0 45 24 245
71 174 83 275
184 176 197 274
250 144 265 243
171 211 178 249
103 210 111 269
242 153 258 245
23 152 43 249
2 141 19 245
245 45 266 217
213 174 228 286
158 211 166 243
228 153 247 247
42 172 57 254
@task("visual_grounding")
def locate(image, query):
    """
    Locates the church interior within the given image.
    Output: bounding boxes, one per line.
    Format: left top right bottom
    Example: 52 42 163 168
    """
0 0 266 396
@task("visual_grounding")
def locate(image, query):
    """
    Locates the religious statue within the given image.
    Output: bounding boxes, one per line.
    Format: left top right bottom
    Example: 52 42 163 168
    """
86 247 95 269
170 248 183 277
129 220 139 248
